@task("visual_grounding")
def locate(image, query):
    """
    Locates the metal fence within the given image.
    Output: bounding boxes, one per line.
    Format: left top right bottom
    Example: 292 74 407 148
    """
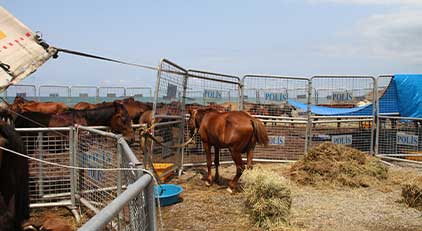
76 126 155 231
15 127 73 208
150 59 187 175
4 84 154 106
183 69 241 165
15 125 156 230
242 75 310 161
376 116 422 163
309 76 377 155
4 84 37 102
39 85 70 104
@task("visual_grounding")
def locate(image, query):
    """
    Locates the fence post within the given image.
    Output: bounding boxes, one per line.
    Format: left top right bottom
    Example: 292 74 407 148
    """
374 77 379 156
145 176 157 231
304 78 313 154
179 72 189 175
37 131 44 198
117 137 123 196
239 77 244 110
69 127 76 208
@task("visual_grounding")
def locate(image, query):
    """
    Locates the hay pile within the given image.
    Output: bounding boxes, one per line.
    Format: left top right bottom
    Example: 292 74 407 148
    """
290 142 388 187
242 167 292 230
401 177 422 211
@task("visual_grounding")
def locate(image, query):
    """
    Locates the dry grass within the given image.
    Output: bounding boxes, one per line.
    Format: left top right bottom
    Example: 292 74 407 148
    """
242 168 292 230
289 142 388 187
160 163 422 231
401 176 422 211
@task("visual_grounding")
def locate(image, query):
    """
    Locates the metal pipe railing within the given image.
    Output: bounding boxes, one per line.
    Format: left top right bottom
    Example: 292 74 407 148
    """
78 174 154 231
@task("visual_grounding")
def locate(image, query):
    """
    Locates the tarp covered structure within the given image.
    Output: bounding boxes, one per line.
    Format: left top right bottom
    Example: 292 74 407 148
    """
0 7 54 92
289 74 422 117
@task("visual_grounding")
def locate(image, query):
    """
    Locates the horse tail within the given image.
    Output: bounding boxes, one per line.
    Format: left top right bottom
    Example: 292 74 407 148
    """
251 117 269 146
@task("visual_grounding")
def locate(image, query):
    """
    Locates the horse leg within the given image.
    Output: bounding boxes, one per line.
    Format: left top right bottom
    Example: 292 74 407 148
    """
246 149 253 170
227 151 244 193
214 147 220 184
203 143 213 186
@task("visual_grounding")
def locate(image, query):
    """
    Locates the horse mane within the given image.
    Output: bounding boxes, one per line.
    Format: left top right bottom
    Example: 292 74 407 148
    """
193 107 219 127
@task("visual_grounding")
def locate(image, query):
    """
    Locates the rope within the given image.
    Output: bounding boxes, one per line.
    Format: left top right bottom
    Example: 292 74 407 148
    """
54 47 186 77
140 127 198 149
55 48 159 71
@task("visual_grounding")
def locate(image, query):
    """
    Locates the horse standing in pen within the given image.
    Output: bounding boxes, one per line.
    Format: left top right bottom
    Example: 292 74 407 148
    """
188 108 269 192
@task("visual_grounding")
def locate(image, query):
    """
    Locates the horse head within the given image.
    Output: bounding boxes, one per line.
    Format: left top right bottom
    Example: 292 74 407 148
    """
13 96 26 105
111 102 135 144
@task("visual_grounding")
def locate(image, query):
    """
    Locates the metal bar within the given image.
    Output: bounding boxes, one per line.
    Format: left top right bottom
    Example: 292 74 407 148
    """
153 115 184 119
152 120 183 127
378 154 422 157
259 119 308 124
243 74 309 81
376 155 422 165
117 139 123 196
15 127 71 132
37 132 44 198
78 174 154 231
252 115 308 120
145 176 157 231
370 77 377 155
312 115 374 119
378 115 422 121
312 75 376 80
69 127 76 209
312 119 373 124
77 125 120 138
188 69 240 81
187 73 240 85
305 79 313 153
119 140 142 166
76 194 101 214
30 200 72 208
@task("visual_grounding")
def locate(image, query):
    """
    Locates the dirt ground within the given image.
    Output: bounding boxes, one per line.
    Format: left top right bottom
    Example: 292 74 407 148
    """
159 163 422 231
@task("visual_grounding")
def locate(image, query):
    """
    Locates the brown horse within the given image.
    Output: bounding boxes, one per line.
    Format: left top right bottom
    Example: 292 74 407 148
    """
8 97 69 115
15 102 135 144
0 121 29 228
74 98 151 123
73 101 98 110
188 108 269 192
117 97 152 123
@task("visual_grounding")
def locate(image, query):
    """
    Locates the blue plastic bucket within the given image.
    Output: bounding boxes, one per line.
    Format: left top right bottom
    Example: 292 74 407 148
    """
153 184 183 207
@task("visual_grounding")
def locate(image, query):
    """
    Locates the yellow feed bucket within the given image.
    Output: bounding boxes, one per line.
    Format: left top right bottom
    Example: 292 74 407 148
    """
149 163 175 181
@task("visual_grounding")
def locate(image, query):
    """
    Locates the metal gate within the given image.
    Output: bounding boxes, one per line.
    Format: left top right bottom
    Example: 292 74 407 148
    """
150 59 187 174
70 86 98 105
16 127 73 208
39 85 70 104
183 69 241 165
126 87 153 102
98 87 126 102
309 76 376 154
242 75 310 161
5 84 37 102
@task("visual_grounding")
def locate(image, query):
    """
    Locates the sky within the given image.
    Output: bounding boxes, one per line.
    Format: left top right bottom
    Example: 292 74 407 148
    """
1 0 421 88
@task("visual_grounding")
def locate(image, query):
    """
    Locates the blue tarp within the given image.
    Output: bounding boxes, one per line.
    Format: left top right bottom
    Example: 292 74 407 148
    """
395 74 422 118
288 74 422 117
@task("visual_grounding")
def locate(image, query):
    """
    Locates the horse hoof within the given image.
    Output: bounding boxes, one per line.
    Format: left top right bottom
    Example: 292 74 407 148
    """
205 181 211 187
226 187 233 194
